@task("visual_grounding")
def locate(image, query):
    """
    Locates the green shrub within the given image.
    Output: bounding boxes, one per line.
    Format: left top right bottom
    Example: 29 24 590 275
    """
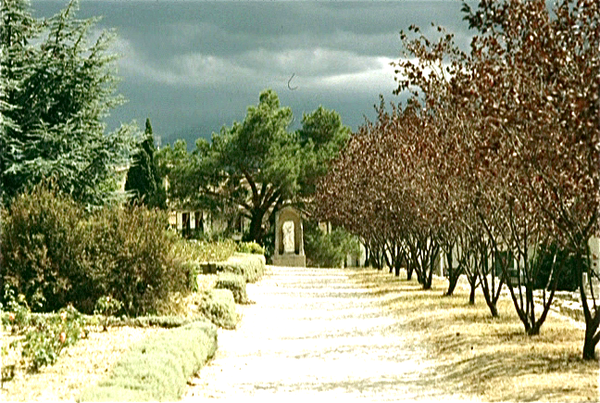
3 288 90 372
173 239 237 290
0 185 90 312
80 320 217 402
21 305 89 372
2 285 31 332
172 238 236 264
104 315 202 329
304 222 361 268
193 289 238 329
1 186 187 316
183 261 202 292
215 273 248 304
217 253 266 283
2 311 207 331
236 241 265 255
86 205 186 316
94 296 124 331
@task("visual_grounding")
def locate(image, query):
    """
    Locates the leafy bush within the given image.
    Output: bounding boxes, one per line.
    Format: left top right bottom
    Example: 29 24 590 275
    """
1 186 187 316
215 273 248 304
304 222 361 268
236 241 265 255
3 287 90 372
2 285 31 332
173 239 237 291
80 320 217 402
85 205 186 316
171 238 236 264
183 262 204 292
103 315 202 329
192 289 238 329
0 186 90 312
94 296 124 331
21 305 89 372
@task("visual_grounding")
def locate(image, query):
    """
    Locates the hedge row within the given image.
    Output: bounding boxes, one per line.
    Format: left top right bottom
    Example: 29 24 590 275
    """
198 253 266 283
190 289 238 330
80 320 218 402
215 273 248 304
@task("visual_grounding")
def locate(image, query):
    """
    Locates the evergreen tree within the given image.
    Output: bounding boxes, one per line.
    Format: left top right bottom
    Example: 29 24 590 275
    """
160 90 350 243
0 0 135 207
125 118 166 209
296 106 351 197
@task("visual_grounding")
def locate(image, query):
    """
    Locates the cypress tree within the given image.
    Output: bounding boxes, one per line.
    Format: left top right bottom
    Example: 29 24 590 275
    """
125 118 167 209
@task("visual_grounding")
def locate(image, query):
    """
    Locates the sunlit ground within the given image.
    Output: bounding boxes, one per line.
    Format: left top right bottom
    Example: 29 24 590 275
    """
349 268 599 402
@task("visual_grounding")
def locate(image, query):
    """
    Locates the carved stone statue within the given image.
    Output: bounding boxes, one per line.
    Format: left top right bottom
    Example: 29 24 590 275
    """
273 206 306 267
282 221 295 253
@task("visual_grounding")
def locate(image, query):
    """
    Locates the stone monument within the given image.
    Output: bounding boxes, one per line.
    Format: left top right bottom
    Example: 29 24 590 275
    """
273 206 306 267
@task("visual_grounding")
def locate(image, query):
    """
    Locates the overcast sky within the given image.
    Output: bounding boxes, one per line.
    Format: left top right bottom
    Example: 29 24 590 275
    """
32 0 474 148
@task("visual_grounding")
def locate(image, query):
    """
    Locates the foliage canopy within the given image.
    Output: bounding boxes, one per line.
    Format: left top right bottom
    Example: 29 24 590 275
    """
157 89 350 243
0 0 136 207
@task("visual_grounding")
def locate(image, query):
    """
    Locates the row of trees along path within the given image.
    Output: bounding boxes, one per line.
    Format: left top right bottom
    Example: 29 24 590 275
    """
314 0 599 360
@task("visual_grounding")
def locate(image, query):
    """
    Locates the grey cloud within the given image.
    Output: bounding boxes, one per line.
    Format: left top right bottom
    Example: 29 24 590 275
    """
32 0 472 147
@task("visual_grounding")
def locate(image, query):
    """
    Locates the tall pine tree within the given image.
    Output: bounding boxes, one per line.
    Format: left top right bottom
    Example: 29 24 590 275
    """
125 118 166 209
0 0 135 207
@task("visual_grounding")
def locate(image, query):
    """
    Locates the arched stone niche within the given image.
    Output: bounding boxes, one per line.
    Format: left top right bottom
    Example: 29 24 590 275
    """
273 206 306 267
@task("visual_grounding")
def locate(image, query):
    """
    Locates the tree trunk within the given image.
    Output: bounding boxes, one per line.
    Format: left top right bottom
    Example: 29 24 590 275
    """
248 211 265 243
469 282 476 305
417 267 425 285
423 259 434 290
377 245 384 270
422 262 431 289
394 260 402 277
582 330 598 360
528 322 541 336
577 245 600 360
445 269 461 296
444 250 457 296
486 300 499 317
406 264 413 281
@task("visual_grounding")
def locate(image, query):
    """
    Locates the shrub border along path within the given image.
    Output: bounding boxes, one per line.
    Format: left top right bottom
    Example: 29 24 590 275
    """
79 253 266 402
0 252 266 402
198 253 266 284
80 320 218 402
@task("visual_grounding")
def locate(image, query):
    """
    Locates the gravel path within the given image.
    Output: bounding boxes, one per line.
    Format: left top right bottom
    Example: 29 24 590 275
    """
183 266 469 402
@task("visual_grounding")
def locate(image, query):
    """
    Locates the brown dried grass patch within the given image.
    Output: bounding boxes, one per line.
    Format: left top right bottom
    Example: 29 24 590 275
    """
1 326 167 402
349 268 599 402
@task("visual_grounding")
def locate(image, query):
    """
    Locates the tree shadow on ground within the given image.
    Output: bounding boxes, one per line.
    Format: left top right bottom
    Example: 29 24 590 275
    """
429 343 597 401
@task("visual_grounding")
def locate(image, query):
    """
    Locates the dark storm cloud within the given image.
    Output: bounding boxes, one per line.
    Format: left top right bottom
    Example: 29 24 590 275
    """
32 1 474 147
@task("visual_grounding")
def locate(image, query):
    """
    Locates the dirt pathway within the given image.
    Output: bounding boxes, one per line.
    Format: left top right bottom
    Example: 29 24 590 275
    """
183 266 470 402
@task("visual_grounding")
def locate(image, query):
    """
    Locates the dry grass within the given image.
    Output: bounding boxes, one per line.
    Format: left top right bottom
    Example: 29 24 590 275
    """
0 275 221 402
1 326 167 402
349 269 599 402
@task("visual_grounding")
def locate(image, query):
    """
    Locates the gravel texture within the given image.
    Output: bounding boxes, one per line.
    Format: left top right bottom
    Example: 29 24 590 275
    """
184 266 472 402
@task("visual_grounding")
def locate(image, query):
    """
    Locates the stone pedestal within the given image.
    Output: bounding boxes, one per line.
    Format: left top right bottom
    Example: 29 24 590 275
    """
273 253 306 267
